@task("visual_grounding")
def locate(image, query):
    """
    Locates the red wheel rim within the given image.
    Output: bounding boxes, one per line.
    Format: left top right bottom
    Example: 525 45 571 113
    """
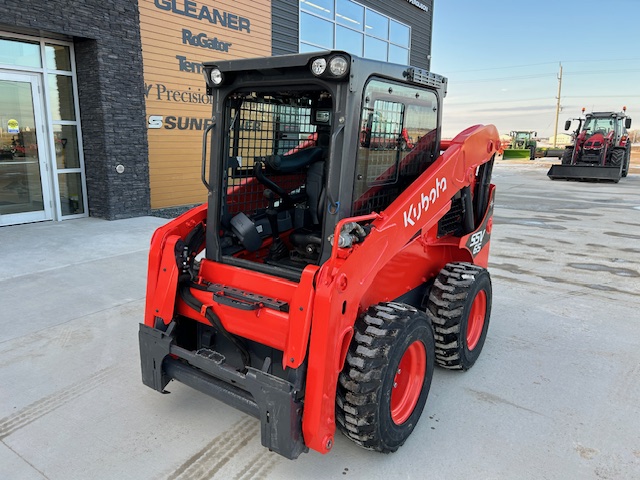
466 290 487 351
390 340 426 425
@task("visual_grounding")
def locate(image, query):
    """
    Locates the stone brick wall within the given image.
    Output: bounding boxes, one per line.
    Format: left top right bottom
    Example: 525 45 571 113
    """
1 1 150 219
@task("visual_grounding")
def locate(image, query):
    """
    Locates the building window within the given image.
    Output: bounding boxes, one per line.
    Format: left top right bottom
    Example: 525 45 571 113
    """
0 32 87 223
299 0 410 64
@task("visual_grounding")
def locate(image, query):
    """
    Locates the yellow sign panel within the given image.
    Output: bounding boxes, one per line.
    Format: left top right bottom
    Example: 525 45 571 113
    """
139 0 272 209
7 118 19 134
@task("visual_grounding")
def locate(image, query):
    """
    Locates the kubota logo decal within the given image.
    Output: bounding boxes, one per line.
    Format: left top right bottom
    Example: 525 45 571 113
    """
403 177 447 227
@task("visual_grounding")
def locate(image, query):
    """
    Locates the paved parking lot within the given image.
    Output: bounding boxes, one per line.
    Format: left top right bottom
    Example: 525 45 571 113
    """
1 160 639 479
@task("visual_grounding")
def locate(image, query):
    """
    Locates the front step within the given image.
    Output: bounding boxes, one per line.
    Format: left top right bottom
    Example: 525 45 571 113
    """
207 283 290 312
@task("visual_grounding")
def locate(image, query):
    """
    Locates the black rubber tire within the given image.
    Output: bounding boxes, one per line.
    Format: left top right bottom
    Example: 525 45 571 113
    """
610 148 624 168
622 148 630 177
561 147 573 165
336 302 435 453
426 262 492 370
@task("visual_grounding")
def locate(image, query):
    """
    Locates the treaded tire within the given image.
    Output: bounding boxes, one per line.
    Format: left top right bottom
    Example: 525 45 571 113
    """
336 302 435 453
426 262 492 370
610 148 624 168
622 148 630 177
561 147 573 165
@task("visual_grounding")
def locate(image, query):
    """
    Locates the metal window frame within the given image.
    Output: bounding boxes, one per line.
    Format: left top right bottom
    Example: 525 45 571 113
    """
0 30 88 221
299 0 412 62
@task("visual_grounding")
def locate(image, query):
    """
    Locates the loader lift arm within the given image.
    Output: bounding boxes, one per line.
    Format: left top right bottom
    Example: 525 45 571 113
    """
302 124 499 453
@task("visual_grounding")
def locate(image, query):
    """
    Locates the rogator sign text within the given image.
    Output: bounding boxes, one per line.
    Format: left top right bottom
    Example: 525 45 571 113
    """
153 0 251 32
182 29 232 52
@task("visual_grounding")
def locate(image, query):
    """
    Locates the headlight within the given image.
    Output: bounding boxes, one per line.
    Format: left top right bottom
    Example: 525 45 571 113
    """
210 68 223 85
329 56 348 77
311 58 327 76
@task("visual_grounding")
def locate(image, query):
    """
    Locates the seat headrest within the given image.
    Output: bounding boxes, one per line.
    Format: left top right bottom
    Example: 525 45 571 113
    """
261 147 324 173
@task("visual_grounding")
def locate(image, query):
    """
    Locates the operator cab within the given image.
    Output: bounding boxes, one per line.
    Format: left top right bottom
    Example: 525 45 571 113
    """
201 51 445 279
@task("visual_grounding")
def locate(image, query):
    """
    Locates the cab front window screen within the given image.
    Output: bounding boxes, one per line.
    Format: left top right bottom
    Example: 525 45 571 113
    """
223 89 330 217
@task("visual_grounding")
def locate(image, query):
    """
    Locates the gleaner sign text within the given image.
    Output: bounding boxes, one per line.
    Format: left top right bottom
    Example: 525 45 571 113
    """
154 0 251 32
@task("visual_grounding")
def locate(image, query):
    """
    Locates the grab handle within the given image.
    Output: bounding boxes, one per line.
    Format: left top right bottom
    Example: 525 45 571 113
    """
201 121 215 191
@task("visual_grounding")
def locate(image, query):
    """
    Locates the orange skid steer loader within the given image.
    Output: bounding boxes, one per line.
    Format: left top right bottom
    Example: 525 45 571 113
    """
139 51 500 459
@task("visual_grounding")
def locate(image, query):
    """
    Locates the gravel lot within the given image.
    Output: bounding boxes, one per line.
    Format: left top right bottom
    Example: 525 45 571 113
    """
1 160 639 480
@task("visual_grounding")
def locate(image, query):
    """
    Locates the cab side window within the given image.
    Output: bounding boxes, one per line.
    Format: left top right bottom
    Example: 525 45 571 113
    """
352 79 438 216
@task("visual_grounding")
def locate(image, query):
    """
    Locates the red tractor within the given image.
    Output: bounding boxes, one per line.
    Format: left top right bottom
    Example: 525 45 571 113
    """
139 51 500 459
548 108 632 182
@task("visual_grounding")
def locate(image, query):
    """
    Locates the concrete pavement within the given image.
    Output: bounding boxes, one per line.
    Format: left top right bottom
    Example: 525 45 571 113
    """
1 162 639 479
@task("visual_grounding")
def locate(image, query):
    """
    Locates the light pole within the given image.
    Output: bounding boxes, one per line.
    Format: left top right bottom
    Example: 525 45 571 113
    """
552 63 563 148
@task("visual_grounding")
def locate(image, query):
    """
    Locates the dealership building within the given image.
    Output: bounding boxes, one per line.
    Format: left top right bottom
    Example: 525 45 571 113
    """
0 0 433 226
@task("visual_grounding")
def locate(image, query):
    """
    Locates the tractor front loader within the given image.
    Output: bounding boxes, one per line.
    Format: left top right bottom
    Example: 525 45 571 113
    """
139 51 500 459
548 108 632 182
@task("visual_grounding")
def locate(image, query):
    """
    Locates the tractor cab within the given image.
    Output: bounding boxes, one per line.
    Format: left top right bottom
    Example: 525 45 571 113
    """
511 131 534 148
577 112 631 143
582 116 615 136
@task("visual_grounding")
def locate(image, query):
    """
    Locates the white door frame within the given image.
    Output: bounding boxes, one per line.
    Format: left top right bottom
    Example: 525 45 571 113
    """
0 70 53 226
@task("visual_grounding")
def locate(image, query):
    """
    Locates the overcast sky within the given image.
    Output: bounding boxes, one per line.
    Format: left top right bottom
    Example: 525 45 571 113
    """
430 0 640 138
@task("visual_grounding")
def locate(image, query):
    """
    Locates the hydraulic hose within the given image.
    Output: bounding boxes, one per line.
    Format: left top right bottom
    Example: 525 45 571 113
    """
177 221 251 371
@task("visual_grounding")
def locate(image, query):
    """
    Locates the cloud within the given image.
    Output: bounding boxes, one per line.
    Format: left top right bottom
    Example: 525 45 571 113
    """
447 104 558 114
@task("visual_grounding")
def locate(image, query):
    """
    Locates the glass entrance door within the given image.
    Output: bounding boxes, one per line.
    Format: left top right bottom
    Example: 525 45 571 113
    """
0 71 52 226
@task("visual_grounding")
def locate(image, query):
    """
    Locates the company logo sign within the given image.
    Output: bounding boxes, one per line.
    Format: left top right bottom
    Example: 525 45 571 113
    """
406 0 429 12
182 29 232 52
176 55 204 74
148 115 214 131
145 83 211 104
403 177 447 227
154 0 251 32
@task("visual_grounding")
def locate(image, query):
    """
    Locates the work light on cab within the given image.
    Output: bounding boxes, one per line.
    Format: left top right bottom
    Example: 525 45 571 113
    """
311 58 327 76
210 68 223 85
329 56 348 77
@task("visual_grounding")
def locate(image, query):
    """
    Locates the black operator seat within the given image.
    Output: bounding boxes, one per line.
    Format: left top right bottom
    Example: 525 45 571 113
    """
268 146 325 226
254 147 324 203
264 147 324 173
263 145 328 263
